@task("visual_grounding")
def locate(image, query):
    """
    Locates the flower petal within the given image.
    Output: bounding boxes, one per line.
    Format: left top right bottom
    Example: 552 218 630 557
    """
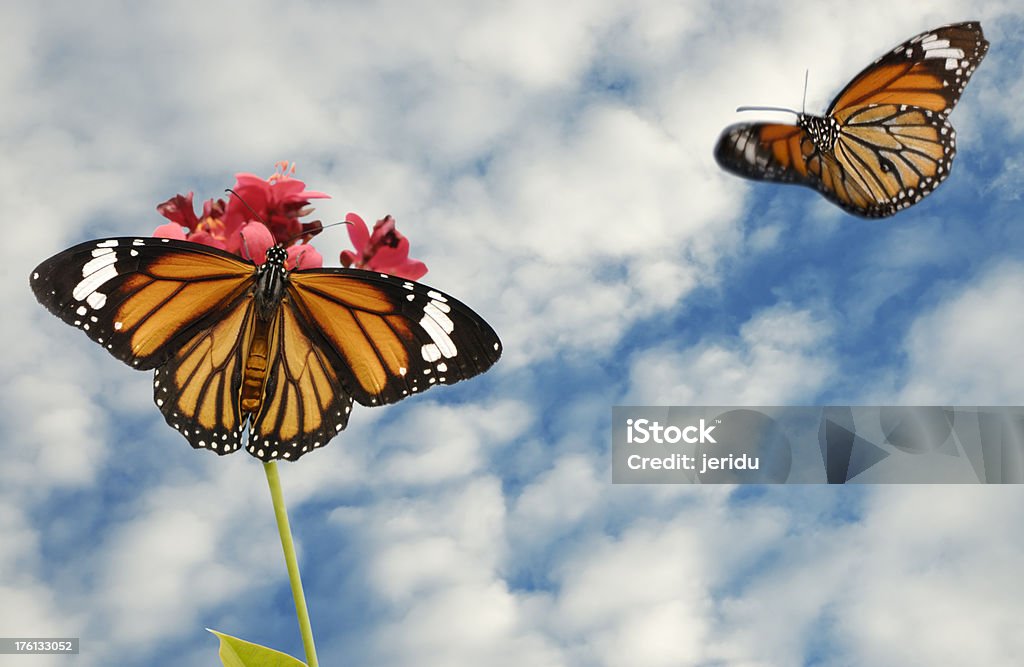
339 249 359 268
153 222 188 240
188 229 229 250
156 193 200 230
389 259 428 281
235 222 275 263
287 244 323 270
345 212 370 251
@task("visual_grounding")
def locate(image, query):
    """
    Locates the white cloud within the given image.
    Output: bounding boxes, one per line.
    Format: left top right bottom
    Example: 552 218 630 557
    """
834 486 1024 666
626 303 835 404
899 261 1024 403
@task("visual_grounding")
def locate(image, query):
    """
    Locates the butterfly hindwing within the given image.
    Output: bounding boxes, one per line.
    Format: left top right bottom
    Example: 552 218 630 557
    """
827 104 956 216
245 302 354 461
153 297 254 455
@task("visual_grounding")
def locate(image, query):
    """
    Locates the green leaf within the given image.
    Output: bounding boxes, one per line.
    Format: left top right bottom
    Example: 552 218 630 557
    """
208 629 307 667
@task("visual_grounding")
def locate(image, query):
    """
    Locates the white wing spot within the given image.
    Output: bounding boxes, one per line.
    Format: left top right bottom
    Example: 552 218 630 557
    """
426 290 448 303
80 251 117 278
76 306 88 316
114 321 123 330
97 240 119 248
74 264 118 301
423 302 454 334
421 343 442 362
86 291 107 310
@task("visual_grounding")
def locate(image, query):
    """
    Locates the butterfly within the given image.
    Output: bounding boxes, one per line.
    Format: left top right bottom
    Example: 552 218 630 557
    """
30 237 502 462
714 22 988 218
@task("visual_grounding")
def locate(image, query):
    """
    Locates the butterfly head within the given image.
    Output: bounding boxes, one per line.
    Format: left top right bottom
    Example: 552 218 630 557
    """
799 114 840 151
265 244 289 268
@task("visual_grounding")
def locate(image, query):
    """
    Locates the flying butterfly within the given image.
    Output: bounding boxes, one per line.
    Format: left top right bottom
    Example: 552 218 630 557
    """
714 22 988 218
30 237 502 462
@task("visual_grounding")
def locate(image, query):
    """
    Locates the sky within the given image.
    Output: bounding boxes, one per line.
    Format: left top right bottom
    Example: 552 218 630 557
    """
2 1 1023 665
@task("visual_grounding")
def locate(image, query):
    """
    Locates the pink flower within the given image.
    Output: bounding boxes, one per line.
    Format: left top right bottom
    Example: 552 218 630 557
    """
222 162 329 252
154 193 230 250
153 163 326 269
340 213 427 280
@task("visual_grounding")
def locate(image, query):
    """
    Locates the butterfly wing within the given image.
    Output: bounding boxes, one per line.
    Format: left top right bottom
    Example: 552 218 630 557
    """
287 269 503 406
152 297 257 455
826 104 956 216
714 122 816 186
30 237 256 370
828 22 989 118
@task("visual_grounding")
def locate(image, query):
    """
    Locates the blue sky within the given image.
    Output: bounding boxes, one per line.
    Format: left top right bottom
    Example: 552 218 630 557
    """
2 1 1023 665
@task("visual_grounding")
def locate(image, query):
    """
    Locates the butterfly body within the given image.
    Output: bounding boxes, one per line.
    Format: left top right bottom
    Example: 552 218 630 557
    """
715 22 988 218
31 237 501 461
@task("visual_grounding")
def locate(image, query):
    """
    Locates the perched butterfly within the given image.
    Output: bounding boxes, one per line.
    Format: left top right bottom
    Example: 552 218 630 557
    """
30 237 502 462
715 22 988 218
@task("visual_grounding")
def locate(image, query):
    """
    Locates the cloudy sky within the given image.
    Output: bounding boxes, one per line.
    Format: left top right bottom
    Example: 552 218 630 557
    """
2 1 1023 665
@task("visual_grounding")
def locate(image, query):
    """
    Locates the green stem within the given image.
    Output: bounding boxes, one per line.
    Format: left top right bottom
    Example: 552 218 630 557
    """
264 461 319 667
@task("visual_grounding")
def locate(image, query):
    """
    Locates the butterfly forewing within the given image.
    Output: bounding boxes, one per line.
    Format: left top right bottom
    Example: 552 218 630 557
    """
30 238 255 369
828 22 989 117
287 270 503 407
715 123 814 185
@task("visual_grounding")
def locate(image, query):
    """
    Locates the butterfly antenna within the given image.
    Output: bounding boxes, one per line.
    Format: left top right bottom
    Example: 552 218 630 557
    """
281 219 352 247
802 69 809 115
735 105 801 117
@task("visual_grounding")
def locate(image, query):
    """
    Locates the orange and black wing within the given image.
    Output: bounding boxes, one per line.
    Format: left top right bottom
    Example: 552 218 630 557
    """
30 237 256 370
828 22 988 119
715 122 816 187
286 269 503 407
825 104 957 217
